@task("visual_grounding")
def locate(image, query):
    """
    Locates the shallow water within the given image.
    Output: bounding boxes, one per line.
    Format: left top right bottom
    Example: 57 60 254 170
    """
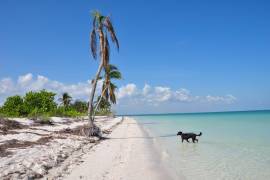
132 110 270 180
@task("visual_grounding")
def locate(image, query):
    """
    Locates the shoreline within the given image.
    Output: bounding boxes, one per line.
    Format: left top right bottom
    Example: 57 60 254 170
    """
136 120 178 180
60 117 173 180
1 116 178 179
136 118 184 180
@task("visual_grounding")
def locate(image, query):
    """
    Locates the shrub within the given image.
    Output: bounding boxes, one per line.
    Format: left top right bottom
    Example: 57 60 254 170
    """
95 109 113 116
71 100 88 113
54 106 82 117
0 90 97 118
24 90 57 114
0 95 24 117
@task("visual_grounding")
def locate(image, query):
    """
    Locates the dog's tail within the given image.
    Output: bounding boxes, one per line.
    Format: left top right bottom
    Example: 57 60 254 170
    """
196 132 202 136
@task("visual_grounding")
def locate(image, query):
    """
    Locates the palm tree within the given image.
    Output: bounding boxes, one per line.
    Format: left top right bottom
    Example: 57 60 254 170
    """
59 92 72 108
99 65 122 105
94 95 111 112
103 64 122 104
93 64 122 116
88 11 119 136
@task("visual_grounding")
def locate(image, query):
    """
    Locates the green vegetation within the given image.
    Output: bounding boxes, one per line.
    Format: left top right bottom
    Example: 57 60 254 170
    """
94 96 111 113
0 95 25 117
92 64 122 118
0 90 113 119
101 64 122 105
24 90 57 115
71 100 88 113
58 92 72 109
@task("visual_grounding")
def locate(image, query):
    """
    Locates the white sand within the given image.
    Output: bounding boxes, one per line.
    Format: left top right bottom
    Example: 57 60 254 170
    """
63 117 171 180
1 116 173 179
0 116 123 179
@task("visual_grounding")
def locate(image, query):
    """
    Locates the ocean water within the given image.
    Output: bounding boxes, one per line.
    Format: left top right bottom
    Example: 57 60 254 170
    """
132 110 270 180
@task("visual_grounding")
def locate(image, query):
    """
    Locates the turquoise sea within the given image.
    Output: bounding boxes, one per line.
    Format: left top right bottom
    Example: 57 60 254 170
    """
132 110 270 180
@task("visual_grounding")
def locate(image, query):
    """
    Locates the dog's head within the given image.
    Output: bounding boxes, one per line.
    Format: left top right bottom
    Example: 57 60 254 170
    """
177 131 182 136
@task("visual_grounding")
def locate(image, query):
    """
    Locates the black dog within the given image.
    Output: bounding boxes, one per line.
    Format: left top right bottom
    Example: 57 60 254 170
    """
177 131 202 143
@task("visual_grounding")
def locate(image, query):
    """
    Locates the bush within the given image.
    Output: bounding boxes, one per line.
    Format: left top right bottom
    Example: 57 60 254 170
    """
0 90 103 119
95 109 113 116
0 95 24 117
54 106 82 117
71 100 88 113
0 90 58 118
24 90 57 114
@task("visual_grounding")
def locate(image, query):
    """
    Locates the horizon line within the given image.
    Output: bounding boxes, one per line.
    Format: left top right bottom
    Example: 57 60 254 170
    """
117 109 270 116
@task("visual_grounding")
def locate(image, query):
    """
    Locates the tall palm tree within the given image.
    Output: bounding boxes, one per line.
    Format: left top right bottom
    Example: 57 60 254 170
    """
59 92 72 108
88 11 119 136
93 64 122 116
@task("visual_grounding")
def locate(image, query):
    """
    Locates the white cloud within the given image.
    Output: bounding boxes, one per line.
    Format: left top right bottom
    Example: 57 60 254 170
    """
117 83 137 99
0 78 14 94
115 84 236 106
18 73 33 87
0 74 237 108
0 73 101 104
142 84 151 95
174 88 194 102
206 94 237 104
154 87 172 102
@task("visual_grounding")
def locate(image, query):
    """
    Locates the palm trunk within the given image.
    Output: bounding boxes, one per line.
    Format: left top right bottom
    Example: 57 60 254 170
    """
88 28 105 136
88 62 104 135
92 86 108 120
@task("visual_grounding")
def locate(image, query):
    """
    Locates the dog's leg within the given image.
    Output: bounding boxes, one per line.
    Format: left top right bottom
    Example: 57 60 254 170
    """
181 138 184 143
186 138 190 143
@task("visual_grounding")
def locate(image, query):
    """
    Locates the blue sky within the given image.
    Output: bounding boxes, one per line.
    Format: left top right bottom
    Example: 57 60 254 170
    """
0 0 270 114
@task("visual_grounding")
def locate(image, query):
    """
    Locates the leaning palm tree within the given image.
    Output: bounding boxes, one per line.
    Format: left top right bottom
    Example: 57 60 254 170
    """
88 11 119 136
93 64 122 116
59 92 72 108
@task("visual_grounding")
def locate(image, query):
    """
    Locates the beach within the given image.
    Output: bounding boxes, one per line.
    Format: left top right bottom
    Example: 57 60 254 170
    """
58 117 171 180
2 111 270 180
0 116 123 179
0 116 171 180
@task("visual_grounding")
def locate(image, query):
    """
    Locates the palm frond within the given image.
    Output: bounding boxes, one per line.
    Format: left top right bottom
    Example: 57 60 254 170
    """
109 64 118 71
99 15 105 23
104 17 119 50
103 35 110 66
92 15 97 28
110 82 117 89
109 84 116 104
90 29 97 59
109 71 122 79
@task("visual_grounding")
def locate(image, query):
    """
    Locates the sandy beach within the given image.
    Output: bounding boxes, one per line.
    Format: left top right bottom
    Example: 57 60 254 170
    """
1 116 171 180
58 117 170 180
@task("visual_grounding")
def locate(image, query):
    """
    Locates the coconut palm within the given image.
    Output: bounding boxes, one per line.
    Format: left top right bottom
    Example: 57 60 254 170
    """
93 64 122 116
59 92 72 108
94 95 111 112
88 11 119 136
